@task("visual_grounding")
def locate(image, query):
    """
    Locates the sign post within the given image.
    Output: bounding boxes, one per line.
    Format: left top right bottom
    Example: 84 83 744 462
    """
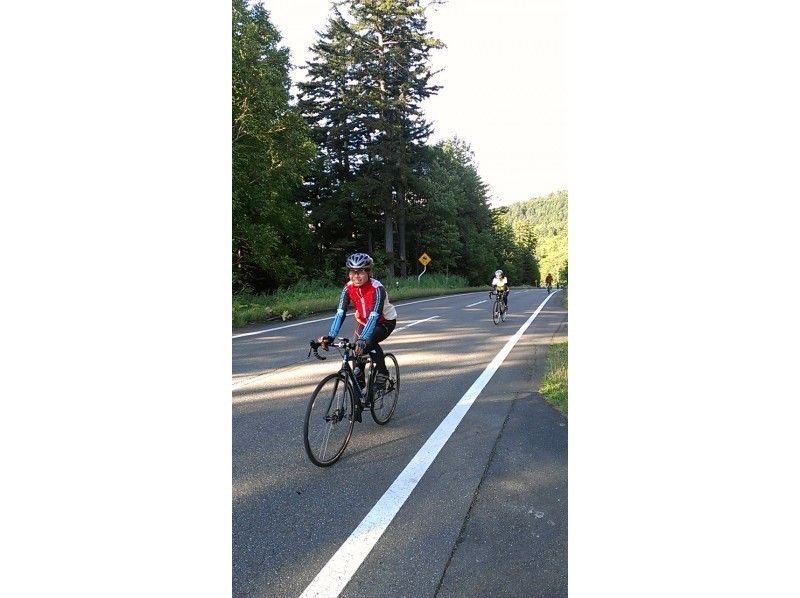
417 252 431 283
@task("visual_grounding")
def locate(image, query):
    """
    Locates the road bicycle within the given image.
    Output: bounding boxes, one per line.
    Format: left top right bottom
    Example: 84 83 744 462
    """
304 338 400 467
489 290 508 325
546 281 552 294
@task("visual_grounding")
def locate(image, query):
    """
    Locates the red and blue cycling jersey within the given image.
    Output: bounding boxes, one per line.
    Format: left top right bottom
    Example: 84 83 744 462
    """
327 278 397 344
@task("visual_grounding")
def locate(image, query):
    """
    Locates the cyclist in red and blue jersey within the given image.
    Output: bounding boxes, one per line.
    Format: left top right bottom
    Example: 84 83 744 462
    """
318 253 397 394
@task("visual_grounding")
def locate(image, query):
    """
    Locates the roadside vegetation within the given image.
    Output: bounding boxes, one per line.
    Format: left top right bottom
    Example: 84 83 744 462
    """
233 274 485 328
540 340 568 416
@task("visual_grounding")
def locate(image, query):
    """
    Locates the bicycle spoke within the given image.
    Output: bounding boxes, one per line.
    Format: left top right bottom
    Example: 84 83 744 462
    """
304 374 354 466
370 353 399 425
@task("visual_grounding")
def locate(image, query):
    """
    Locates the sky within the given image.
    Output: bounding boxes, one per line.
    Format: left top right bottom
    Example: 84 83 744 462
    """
266 0 567 207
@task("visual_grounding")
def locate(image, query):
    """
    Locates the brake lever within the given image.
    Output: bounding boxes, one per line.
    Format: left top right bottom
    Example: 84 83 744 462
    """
308 340 327 360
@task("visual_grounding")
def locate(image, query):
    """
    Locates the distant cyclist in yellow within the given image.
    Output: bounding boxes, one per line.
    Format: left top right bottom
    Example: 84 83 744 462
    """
491 269 509 310
545 272 553 292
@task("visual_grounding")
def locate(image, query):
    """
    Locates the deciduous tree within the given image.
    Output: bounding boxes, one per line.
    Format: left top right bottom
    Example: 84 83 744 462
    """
232 0 316 292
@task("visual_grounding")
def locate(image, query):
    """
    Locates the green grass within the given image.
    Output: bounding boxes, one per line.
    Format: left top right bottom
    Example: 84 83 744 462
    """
233 274 488 328
539 340 568 416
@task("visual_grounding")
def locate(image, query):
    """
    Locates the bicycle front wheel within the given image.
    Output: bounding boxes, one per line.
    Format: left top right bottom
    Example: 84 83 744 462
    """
492 301 501 325
370 353 400 425
304 373 355 467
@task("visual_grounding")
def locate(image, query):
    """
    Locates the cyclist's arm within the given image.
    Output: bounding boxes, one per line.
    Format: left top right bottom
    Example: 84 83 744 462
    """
327 286 351 339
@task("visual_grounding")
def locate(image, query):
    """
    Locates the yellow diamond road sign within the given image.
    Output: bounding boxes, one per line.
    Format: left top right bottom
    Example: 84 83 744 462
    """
418 252 431 266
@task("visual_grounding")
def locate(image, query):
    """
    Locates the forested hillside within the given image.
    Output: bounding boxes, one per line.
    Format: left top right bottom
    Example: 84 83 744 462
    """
506 190 568 284
233 0 561 293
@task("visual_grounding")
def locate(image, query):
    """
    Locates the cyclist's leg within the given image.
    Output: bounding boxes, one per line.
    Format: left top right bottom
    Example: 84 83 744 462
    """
504 289 509 308
363 320 396 374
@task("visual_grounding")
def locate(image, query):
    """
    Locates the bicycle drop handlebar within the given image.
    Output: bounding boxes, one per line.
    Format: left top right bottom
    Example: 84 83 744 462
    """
308 338 359 360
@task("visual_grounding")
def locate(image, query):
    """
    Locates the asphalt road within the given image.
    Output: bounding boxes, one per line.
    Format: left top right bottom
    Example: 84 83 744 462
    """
232 287 568 597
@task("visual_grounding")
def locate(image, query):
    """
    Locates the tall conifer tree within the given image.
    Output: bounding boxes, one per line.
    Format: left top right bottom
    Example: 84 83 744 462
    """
299 0 443 276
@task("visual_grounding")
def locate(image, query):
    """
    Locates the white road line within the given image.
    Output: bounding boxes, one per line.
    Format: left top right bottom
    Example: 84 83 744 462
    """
395 294 481 307
394 315 439 331
466 300 486 307
231 315 441 390
298 292 559 598
232 293 484 339
232 315 337 338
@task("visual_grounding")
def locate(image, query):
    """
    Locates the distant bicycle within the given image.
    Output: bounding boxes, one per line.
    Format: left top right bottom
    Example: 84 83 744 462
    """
304 338 400 466
489 290 508 325
546 281 552 294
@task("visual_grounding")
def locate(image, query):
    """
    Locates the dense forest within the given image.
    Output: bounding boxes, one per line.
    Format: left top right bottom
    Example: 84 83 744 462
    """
506 190 568 285
233 0 566 293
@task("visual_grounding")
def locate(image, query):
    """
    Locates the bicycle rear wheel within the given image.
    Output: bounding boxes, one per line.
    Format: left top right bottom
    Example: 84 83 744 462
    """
369 353 400 425
492 300 501 325
304 373 355 466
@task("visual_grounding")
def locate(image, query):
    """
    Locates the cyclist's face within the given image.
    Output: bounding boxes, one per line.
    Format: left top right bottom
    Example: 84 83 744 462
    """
348 268 369 286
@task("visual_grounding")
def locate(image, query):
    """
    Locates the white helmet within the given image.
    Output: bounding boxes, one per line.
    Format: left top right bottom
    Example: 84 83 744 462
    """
345 252 374 269
495 269 503 277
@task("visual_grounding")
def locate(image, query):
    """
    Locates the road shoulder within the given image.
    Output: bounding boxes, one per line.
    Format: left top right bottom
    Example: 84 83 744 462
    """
436 304 568 597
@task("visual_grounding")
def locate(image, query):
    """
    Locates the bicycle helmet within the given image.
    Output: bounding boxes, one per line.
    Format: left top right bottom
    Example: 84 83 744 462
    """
345 252 374 269
495 269 503 277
